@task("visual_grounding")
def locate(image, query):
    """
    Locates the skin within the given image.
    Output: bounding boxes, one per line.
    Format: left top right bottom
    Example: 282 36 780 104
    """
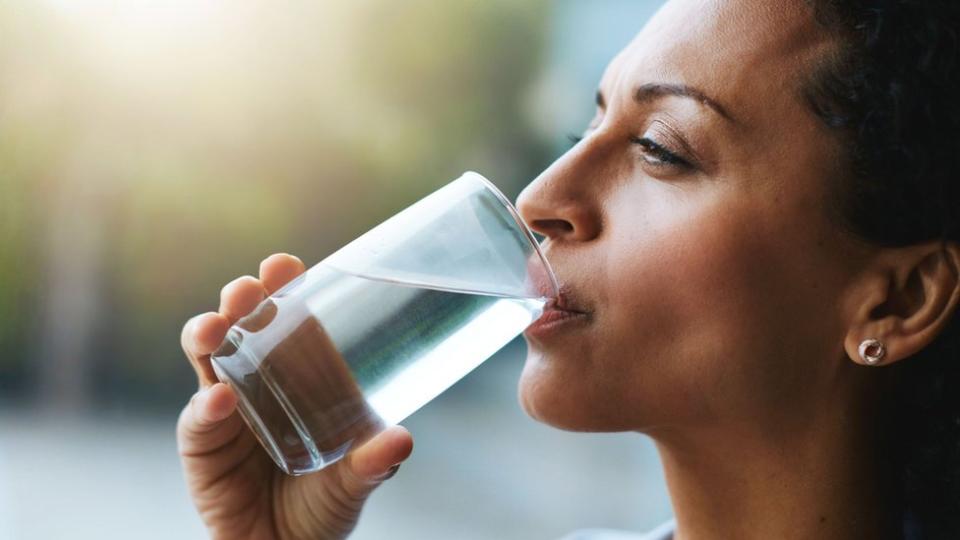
516 0 960 538
179 254 413 540
179 0 960 538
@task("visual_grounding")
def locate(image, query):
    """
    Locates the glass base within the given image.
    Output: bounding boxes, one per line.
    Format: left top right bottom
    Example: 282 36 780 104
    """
211 332 326 475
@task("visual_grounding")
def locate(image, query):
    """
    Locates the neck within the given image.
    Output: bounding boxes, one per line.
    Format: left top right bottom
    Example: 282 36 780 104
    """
650 377 898 540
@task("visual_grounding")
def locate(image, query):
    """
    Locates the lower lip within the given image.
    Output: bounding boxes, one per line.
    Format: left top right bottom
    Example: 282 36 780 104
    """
524 307 589 341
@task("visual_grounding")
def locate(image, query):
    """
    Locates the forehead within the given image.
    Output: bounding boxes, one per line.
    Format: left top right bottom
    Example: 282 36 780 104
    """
602 0 834 125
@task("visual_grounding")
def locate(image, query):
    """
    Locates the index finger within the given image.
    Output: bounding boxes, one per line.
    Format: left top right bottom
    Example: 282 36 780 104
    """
180 311 230 387
259 253 307 294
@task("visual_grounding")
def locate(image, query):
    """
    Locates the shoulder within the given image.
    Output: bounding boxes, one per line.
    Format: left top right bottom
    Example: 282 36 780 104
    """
558 520 675 540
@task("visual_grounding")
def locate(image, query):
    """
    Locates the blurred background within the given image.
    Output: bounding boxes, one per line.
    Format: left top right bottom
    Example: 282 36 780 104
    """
0 1 671 538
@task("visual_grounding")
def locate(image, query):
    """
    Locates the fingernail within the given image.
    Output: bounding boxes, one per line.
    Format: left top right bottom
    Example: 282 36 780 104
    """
381 463 401 480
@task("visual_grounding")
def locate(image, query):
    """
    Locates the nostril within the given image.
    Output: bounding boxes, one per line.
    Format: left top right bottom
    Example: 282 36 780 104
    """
534 219 574 236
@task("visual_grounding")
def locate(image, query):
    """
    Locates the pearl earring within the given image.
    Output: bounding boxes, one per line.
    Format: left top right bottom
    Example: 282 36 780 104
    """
858 339 886 365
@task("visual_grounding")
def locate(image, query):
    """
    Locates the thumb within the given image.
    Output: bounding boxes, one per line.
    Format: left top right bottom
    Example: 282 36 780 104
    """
336 426 414 497
177 383 245 458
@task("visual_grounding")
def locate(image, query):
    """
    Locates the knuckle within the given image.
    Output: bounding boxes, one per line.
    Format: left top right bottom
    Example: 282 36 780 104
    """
181 314 198 337
183 312 223 357
220 275 260 301
236 274 259 286
264 253 304 273
180 317 199 354
286 254 306 270
264 252 288 264
336 458 375 502
219 277 239 298
175 402 195 447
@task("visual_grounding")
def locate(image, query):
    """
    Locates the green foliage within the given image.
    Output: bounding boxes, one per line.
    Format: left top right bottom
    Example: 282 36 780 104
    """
0 0 551 408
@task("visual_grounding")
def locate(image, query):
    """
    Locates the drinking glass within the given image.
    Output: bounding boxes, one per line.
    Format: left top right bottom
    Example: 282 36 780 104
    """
211 171 559 475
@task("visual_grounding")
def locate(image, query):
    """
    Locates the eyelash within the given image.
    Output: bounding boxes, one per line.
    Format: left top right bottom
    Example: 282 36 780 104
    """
566 133 691 169
629 135 690 168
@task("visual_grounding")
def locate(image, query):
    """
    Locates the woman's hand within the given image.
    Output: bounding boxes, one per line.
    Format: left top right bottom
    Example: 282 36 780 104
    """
177 253 414 540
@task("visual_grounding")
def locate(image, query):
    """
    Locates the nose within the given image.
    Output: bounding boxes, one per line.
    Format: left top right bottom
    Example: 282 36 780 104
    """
516 149 603 244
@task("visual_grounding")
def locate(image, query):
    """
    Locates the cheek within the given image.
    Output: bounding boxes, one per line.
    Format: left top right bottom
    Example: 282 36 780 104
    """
516 190 769 431
598 189 849 426
518 182 852 432
610 198 774 349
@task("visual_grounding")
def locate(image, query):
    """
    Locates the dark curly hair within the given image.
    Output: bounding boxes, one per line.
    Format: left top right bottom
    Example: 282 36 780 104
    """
804 1 960 538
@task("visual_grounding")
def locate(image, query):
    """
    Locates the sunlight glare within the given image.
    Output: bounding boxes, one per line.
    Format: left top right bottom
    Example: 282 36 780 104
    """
40 0 229 34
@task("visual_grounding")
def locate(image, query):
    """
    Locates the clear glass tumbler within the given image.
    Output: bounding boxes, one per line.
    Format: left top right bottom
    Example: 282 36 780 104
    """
211 171 559 475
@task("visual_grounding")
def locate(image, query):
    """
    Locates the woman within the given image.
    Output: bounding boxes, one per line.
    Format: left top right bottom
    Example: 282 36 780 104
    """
177 0 960 538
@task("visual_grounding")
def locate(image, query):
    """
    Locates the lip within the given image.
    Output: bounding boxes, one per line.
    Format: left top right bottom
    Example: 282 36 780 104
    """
524 294 591 341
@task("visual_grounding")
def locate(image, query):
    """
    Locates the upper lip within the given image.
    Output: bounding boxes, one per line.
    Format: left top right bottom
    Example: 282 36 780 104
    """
547 289 588 314
527 250 590 314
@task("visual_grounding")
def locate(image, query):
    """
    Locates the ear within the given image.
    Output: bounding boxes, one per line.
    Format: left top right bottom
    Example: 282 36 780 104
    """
843 241 960 366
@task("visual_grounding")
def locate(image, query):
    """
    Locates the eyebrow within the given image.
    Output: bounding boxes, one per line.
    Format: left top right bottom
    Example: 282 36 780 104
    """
596 83 734 122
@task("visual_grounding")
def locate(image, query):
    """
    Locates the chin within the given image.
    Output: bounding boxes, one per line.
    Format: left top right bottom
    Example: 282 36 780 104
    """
518 351 616 433
518 346 662 433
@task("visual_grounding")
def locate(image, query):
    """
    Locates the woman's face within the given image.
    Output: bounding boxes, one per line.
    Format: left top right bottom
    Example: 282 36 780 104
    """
517 0 873 435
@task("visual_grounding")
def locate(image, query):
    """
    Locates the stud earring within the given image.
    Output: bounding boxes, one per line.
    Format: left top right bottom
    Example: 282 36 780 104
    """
858 339 886 365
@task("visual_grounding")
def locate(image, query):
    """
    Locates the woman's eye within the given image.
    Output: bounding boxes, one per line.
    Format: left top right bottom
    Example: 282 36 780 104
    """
629 135 691 169
567 133 584 147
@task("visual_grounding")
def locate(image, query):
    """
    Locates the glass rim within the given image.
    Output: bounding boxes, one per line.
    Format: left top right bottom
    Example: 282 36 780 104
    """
461 171 560 301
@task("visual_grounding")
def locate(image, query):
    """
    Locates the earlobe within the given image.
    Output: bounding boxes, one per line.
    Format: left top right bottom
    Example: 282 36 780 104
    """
844 241 960 366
